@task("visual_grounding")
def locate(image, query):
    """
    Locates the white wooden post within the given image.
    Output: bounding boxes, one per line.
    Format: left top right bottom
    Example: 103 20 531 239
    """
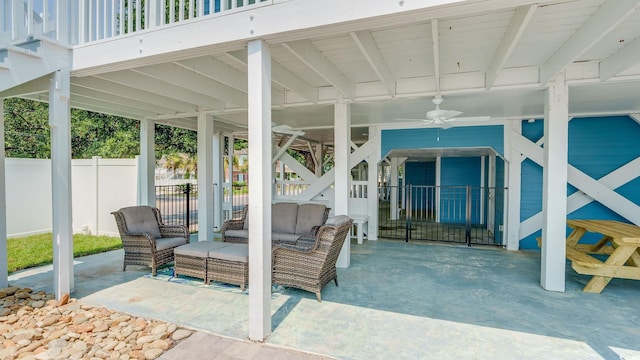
541 72 569 292
91 156 100 235
366 126 379 241
138 119 155 206
506 120 522 251
334 100 351 268
212 131 223 230
487 154 496 232
435 156 441 223
247 38 272 341
0 100 7 288
389 157 399 220
197 113 214 242
49 68 74 299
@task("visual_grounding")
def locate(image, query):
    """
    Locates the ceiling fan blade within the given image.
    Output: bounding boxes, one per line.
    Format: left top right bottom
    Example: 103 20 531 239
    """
440 110 463 119
451 116 491 122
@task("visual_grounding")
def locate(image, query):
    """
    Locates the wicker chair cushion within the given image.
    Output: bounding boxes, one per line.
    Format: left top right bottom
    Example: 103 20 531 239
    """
119 206 162 239
272 233 301 243
208 243 248 263
174 241 229 257
295 204 328 235
224 229 248 239
272 203 299 234
325 215 352 227
155 237 189 251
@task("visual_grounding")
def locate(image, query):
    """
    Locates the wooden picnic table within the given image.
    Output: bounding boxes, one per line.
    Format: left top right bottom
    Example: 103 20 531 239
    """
565 219 640 293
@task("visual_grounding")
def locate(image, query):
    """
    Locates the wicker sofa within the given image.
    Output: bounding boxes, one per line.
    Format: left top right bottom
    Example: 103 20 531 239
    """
272 215 353 302
221 202 330 245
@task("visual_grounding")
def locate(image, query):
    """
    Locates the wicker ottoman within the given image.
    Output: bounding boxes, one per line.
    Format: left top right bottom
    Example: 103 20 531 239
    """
206 243 249 291
174 242 230 283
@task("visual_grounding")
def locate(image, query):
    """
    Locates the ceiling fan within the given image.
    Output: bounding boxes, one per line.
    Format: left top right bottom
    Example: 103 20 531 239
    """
396 95 490 126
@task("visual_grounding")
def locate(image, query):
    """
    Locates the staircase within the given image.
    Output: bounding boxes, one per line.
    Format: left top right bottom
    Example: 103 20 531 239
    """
0 36 71 94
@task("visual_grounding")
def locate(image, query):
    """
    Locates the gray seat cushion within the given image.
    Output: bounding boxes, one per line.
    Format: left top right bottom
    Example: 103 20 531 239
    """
271 203 299 234
224 229 249 239
174 241 229 257
120 206 161 239
295 204 327 235
208 243 248 263
155 237 188 251
272 233 301 243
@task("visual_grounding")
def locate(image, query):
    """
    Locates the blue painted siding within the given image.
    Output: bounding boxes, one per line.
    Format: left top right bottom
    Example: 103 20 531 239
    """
519 116 640 249
440 157 481 223
405 162 436 211
381 126 504 158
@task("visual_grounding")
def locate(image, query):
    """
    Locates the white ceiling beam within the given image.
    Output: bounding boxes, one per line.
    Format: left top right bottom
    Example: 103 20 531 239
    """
351 30 396 98
134 63 248 108
282 40 355 99
271 61 318 103
96 70 225 110
0 74 50 98
486 5 537 89
539 0 640 85
70 93 160 118
431 19 440 94
73 77 197 114
600 36 640 81
222 51 314 103
70 84 177 115
178 56 248 92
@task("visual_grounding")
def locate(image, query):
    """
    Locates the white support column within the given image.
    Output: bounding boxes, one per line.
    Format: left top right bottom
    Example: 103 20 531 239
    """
389 157 399 220
487 154 496 232
0 100 7 288
334 99 351 268
138 119 155 206
197 113 215 242
212 131 223 231
247 39 272 342
435 156 441 223
315 142 323 176
367 152 378 241
91 156 100 235
506 121 522 251
541 72 569 292
49 68 73 299
480 155 486 225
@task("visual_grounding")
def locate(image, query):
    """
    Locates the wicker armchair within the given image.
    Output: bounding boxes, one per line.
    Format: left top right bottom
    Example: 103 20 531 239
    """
112 206 189 275
272 215 352 302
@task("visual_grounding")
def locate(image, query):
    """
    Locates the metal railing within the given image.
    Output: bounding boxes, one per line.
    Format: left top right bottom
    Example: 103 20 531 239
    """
378 185 505 246
155 183 199 233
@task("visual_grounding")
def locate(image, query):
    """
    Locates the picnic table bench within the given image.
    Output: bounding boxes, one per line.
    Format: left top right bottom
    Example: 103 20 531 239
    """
565 219 640 293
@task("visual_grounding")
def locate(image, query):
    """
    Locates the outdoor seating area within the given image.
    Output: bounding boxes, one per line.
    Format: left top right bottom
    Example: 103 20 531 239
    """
111 206 189 276
173 241 249 290
565 219 640 293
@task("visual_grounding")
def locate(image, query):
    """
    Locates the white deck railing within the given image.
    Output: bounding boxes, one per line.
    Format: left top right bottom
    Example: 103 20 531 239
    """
1 0 273 46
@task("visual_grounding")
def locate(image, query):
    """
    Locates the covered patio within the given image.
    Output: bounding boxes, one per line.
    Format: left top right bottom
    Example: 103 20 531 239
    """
8 238 639 359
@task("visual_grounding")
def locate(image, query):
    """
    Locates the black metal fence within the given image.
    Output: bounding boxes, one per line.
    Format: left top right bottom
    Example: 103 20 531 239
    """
155 184 199 233
378 185 505 246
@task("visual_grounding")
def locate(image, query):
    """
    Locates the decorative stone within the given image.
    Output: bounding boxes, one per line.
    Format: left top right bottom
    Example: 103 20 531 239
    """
57 293 70 306
0 287 189 360
172 329 192 341
143 348 163 360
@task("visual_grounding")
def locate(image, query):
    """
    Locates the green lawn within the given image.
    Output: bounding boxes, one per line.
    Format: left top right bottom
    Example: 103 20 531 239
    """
7 233 122 274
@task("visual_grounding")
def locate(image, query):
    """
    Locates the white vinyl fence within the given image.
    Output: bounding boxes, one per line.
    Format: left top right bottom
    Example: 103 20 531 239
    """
5 157 138 238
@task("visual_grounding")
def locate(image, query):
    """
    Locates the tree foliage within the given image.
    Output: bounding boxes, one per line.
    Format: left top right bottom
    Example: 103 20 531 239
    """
3 98 197 159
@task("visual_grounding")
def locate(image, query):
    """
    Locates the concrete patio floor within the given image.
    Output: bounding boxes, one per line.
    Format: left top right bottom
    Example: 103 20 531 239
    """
8 238 640 360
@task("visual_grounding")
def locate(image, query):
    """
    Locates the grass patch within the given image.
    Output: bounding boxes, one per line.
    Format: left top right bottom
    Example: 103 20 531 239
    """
7 233 122 274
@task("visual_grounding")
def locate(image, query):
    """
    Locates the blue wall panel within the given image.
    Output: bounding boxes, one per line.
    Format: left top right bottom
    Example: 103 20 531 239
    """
440 157 481 223
519 116 640 249
381 126 504 157
405 162 436 211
